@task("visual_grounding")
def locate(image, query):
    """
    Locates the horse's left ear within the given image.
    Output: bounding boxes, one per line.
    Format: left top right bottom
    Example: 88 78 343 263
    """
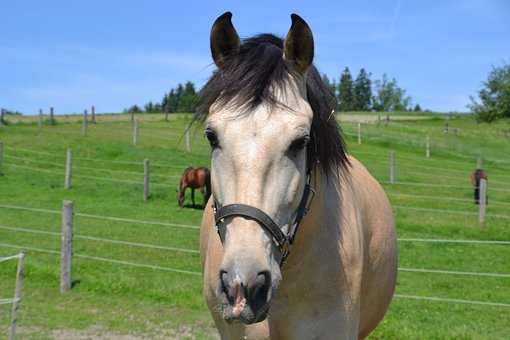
283 14 314 74
210 12 241 69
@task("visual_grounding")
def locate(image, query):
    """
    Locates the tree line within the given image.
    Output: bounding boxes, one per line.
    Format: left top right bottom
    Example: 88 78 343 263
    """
125 68 421 115
323 67 421 112
124 81 198 114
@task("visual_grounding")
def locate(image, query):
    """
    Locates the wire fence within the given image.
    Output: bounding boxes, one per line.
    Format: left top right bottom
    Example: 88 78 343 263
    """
1 200 510 309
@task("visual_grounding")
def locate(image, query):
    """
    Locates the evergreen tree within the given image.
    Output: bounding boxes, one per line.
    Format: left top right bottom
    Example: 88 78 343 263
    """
161 93 168 112
413 104 422 112
338 67 354 111
353 68 372 111
322 74 337 98
178 81 198 112
144 101 154 113
167 89 178 113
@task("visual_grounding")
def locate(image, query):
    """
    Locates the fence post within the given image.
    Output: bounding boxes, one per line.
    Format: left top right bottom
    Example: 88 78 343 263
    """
133 120 139 146
185 129 191 152
377 114 381 126
50 107 55 125
165 111 169 122
143 159 150 201
38 109 43 130
0 140 3 175
82 110 88 136
91 105 96 124
389 151 395 184
0 108 5 126
357 123 361 145
8 252 25 340
426 135 430 158
130 111 135 124
64 148 72 189
60 200 73 293
479 179 487 226
476 157 483 169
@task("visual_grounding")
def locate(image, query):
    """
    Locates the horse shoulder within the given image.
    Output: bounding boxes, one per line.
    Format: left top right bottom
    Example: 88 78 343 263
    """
344 157 397 338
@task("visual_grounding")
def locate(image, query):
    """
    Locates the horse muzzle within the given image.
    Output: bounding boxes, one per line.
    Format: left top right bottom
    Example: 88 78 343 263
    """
218 265 274 324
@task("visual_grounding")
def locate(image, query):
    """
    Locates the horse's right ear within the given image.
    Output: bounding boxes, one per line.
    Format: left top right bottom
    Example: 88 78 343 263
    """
283 14 314 74
210 12 241 69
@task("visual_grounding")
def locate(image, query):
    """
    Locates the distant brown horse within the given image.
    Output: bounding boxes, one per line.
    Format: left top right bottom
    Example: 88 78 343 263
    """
471 168 488 205
178 167 211 208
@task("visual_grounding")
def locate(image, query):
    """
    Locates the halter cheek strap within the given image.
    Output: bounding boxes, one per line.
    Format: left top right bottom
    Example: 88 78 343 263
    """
213 175 315 265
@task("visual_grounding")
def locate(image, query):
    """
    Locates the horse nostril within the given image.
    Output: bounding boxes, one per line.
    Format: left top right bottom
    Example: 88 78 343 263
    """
249 271 271 307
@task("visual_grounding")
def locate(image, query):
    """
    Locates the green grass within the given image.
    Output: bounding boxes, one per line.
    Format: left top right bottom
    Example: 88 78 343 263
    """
1 112 509 339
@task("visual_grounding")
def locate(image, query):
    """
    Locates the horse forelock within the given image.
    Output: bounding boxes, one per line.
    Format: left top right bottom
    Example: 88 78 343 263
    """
197 34 349 176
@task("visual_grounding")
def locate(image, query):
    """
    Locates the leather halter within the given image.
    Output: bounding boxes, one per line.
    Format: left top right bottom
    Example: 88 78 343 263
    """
213 172 315 265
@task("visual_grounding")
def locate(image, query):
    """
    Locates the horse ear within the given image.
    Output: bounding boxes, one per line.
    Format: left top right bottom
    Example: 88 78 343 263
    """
283 14 314 74
210 12 241 69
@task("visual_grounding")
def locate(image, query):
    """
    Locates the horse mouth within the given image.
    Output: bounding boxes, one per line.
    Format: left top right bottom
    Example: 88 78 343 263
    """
221 301 270 324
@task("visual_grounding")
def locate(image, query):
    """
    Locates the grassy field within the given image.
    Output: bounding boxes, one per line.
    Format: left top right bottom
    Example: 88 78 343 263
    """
0 112 509 339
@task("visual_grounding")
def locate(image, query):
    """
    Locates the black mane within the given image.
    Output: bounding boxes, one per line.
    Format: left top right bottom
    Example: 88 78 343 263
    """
197 34 349 176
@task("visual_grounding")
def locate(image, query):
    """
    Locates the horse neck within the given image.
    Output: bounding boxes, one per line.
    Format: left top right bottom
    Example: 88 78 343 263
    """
284 168 343 270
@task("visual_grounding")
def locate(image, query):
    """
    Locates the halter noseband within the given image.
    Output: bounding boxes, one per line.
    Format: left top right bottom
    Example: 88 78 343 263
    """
213 172 315 265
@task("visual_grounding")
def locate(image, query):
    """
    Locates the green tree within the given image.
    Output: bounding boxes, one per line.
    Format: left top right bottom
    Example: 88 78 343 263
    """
161 93 169 113
372 74 411 112
338 67 354 111
353 68 372 111
125 105 142 113
413 104 422 112
177 81 198 112
167 89 178 113
469 62 510 122
322 74 337 99
144 101 154 113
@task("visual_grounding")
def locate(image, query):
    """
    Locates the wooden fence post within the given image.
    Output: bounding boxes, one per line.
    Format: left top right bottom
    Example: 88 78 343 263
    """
38 109 43 130
0 108 5 126
357 123 361 145
8 252 25 340
479 179 487 226
50 107 55 125
185 129 191 152
143 159 150 201
476 157 483 169
165 111 169 122
82 110 88 136
91 105 96 124
389 151 395 184
133 120 139 146
64 148 72 189
426 135 430 158
60 200 73 293
377 114 381 126
130 111 135 123
0 140 3 175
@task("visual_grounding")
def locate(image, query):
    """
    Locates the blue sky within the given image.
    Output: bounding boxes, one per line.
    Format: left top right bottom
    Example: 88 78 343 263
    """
1 0 509 114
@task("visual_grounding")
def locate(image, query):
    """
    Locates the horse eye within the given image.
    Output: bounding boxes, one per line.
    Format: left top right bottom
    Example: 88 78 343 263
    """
289 135 310 152
205 128 219 148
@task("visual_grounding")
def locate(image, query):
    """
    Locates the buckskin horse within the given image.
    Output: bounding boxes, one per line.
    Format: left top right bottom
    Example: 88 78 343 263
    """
199 12 397 339
178 166 211 208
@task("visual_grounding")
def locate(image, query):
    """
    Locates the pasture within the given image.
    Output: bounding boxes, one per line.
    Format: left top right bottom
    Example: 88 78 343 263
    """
0 112 509 339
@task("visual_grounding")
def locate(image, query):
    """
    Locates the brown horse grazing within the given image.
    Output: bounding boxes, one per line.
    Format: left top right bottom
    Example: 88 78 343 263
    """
178 167 211 208
198 12 397 340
